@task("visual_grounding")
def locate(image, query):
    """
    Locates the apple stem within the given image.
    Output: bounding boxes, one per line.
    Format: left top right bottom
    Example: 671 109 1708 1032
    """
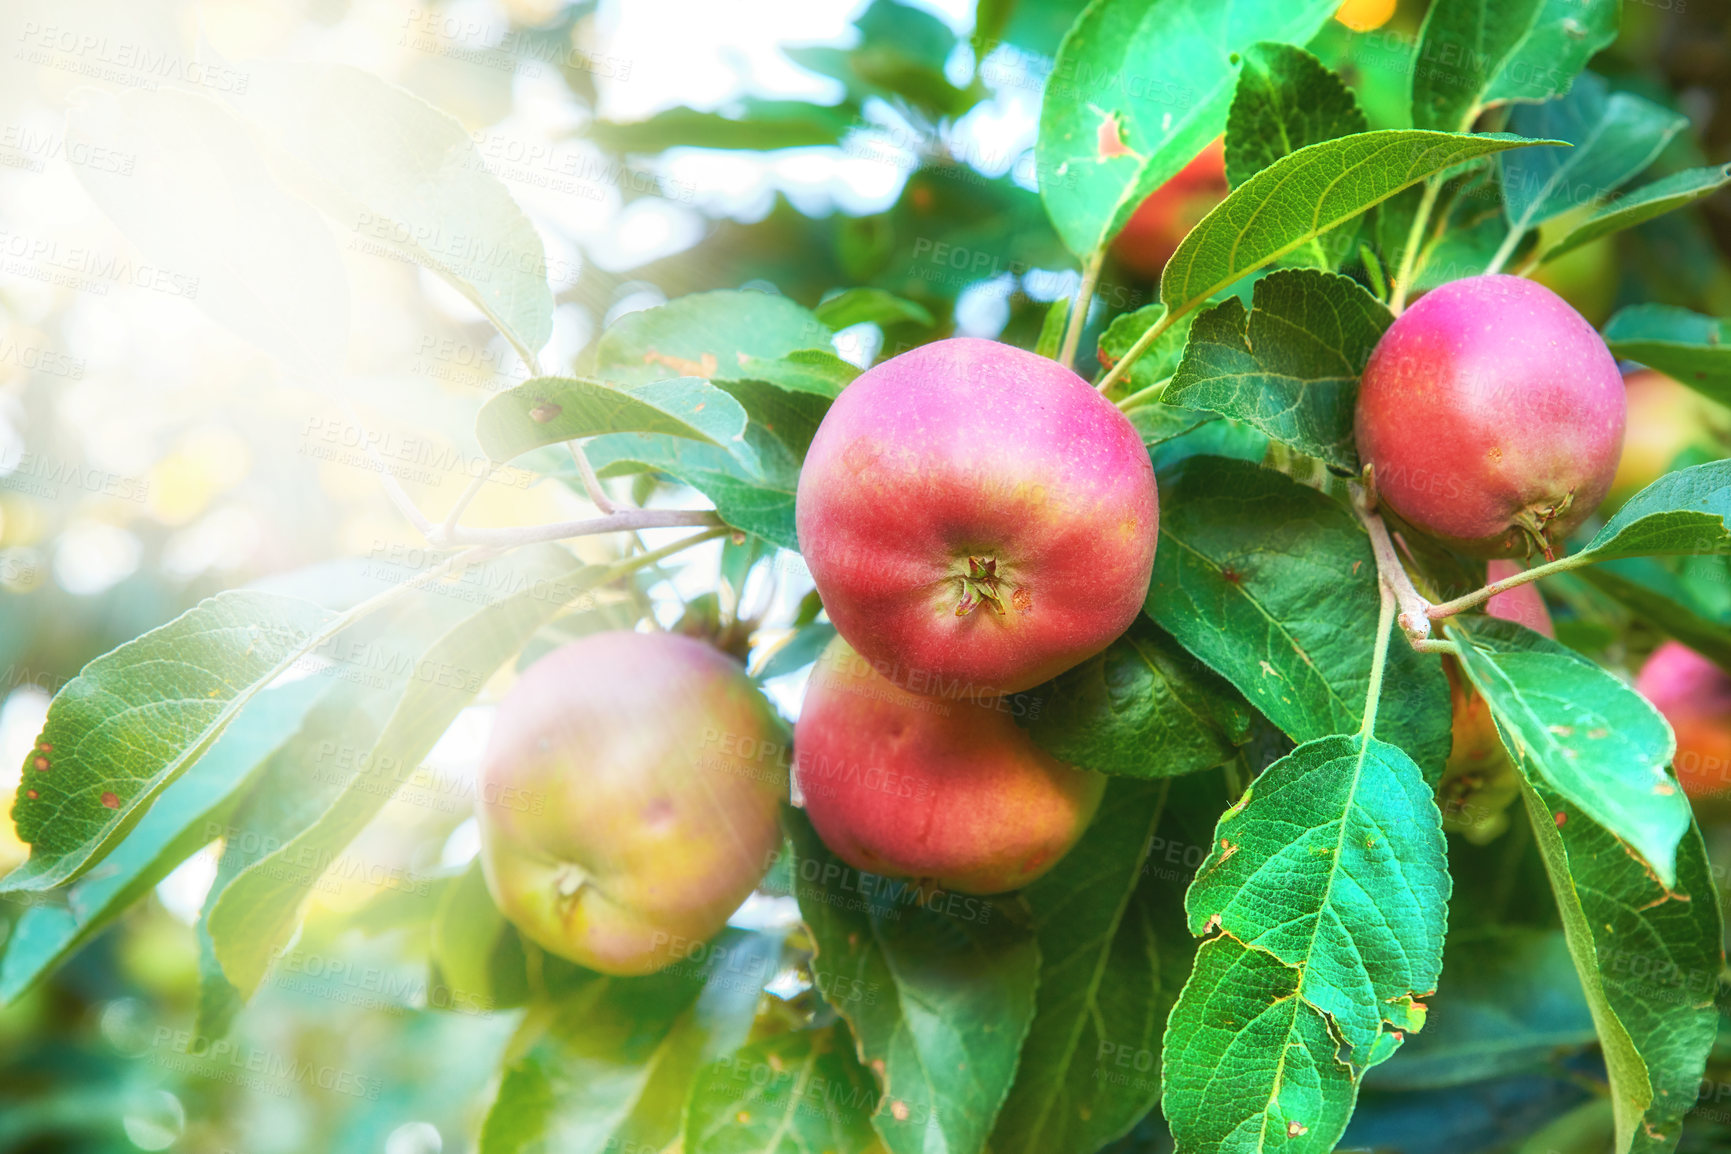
1059 250 1105 367
1096 307 1178 394
568 442 618 514
1360 579 1397 737
1350 481 1437 650
1114 376 1173 412
1388 176 1442 314
1426 552 1587 622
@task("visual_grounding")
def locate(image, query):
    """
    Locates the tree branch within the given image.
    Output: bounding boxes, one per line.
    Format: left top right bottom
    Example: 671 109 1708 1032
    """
1350 481 1436 649
568 442 617 513
436 508 725 549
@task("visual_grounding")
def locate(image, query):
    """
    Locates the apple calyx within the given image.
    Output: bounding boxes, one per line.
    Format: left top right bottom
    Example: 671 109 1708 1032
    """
553 861 589 906
1512 491 1576 561
955 556 1009 617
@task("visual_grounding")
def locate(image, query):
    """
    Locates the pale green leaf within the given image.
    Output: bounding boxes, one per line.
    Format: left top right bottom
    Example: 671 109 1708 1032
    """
1540 166 1731 266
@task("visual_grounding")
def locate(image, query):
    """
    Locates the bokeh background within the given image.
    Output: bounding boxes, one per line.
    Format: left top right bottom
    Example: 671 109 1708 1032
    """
0 0 1728 1150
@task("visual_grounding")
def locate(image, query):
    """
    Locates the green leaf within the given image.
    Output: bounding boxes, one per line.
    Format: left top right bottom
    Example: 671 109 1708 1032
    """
1164 269 1392 472
1578 559 1731 671
1449 618 1689 887
734 348 860 399
481 930 781 1154
1099 306 1196 395
1539 166 1731 267
587 100 856 152
1516 780 1720 1154
430 862 529 1014
1159 131 1556 325
1161 935 1357 1154
788 0 976 120
3 591 335 892
1125 404 1220 446
595 290 834 388
1411 0 1618 132
0 677 329 1004
205 547 602 998
1224 43 1369 269
1574 459 1731 561
814 287 936 331
1184 734 1448 1059
586 429 800 551
1602 305 1731 408
1367 929 1594 1091
232 62 553 361
787 808 1039 1154
684 1025 880 1153
1146 457 1453 778
1035 297 1069 361
1480 0 1620 109
1020 618 1252 779
475 375 755 466
1034 0 1341 257
990 778 1194 1154
1502 74 1686 237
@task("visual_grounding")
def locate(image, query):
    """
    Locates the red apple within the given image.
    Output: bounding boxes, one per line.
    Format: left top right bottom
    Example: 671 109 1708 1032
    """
1356 275 1625 558
796 337 1158 696
1636 641 1731 801
477 631 787 975
1111 139 1229 281
794 639 1104 894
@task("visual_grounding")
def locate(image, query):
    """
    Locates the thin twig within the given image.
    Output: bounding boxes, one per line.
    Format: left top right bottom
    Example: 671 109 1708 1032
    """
568 442 617 513
1349 481 1435 649
441 464 501 539
1114 376 1173 412
342 401 436 537
1059 250 1104 367
442 509 725 550
1426 553 1585 621
1388 176 1442 314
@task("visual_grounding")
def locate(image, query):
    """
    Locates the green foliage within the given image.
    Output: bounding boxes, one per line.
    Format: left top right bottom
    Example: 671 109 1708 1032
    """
1022 618 1253 779
476 376 756 466
1411 0 1618 132
1603 306 1731 407
684 1024 880 1152
1539 166 1731 266
1035 0 1341 256
1146 457 1453 778
789 809 1040 1154
1159 131 1556 321
1165 269 1392 471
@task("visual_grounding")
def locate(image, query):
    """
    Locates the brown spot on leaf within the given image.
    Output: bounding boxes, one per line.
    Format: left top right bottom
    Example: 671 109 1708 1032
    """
1288 1122 1308 1138
1555 811 1567 827
37 743 50 753
101 791 120 809
33 756 48 772
529 402 561 423
25 789 37 800
644 348 719 378
891 1100 910 1122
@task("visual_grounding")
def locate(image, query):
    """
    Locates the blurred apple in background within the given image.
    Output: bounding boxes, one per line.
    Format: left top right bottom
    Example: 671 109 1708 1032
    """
1531 232 1619 327
1636 641 1731 802
1606 369 1731 509
1111 139 1229 281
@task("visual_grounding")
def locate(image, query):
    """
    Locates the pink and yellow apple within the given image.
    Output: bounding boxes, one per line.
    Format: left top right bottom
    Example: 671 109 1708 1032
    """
1111 139 1229 281
477 631 787 976
1636 641 1731 802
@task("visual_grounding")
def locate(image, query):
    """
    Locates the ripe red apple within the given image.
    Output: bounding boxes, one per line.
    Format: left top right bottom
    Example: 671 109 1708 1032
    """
1438 559 1555 840
1356 275 1625 558
796 337 1157 696
1636 641 1731 801
477 631 787 976
793 639 1105 894
1111 139 1228 281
